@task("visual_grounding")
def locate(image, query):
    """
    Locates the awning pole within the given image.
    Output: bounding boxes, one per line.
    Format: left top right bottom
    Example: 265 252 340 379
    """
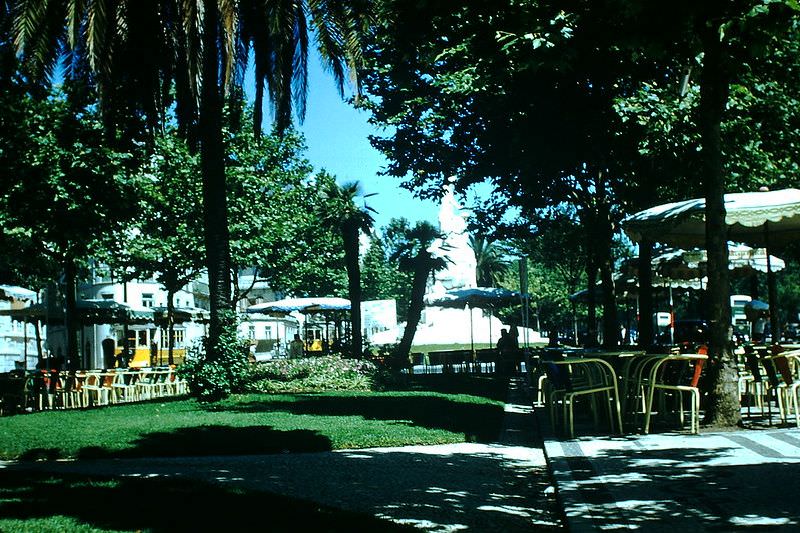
469 305 475 355
765 222 779 343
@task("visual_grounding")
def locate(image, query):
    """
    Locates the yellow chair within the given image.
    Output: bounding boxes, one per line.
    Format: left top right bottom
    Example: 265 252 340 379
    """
111 371 139 403
54 374 83 409
545 358 623 439
643 354 707 434
82 372 110 406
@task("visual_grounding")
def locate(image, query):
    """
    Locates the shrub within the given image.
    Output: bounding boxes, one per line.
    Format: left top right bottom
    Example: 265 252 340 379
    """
179 311 249 401
244 355 379 394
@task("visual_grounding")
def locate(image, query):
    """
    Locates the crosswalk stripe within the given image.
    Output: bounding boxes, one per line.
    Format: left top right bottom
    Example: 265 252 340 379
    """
723 434 786 458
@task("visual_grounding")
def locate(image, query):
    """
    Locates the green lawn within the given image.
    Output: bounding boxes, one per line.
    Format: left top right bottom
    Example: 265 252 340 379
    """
410 343 496 353
409 342 546 354
0 375 507 461
0 375 507 532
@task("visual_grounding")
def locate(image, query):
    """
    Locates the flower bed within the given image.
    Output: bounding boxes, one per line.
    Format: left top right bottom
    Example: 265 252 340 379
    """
244 355 379 393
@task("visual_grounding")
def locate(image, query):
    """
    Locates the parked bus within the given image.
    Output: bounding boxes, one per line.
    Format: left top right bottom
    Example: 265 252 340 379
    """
113 326 187 367
731 294 752 338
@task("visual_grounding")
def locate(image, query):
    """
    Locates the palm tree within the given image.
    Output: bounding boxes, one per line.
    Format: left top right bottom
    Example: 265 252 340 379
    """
469 235 509 287
392 222 448 361
12 1 371 361
319 179 375 358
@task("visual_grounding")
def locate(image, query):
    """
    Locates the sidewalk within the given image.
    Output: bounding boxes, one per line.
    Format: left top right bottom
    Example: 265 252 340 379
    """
2 377 563 532
537 404 800 531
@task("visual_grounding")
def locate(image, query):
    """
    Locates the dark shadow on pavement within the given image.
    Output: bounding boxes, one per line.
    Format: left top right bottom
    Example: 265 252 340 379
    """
0 469 413 532
554 441 800 531
3 444 562 532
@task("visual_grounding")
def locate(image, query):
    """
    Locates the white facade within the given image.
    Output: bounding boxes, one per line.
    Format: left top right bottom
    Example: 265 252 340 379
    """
0 300 39 372
363 299 398 341
239 313 299 360
76 272 209 369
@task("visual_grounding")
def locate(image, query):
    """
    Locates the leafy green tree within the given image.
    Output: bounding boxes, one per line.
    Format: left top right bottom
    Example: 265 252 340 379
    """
13 0 372 370
361 220 415 321
361 0 799 424
223 112 345 301
318 180 376 358
361 237 395 301
112 134 205 365
391 222 448 361
360 1 667 347
525 215 587 343
0 88 138 368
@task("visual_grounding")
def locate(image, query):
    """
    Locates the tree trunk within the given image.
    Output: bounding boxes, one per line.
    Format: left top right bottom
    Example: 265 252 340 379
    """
585 258 598 347
35 320 43 366
64 257 79 370
396 256 430 361
699 22 739 427
167 288 176 365
637 238 654 349
571 301 578 345
597 208 618 348
599 258 617 348
343 222 363 358
199 3 232 357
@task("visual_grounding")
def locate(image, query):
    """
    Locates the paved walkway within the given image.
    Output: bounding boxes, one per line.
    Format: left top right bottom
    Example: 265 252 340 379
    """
539 409 800 531
2 377 563 532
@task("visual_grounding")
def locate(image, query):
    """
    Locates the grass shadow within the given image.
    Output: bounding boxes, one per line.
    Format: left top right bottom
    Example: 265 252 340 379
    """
76 426 333 459
0 470 414 532
216 395 505 443
405 374 509 402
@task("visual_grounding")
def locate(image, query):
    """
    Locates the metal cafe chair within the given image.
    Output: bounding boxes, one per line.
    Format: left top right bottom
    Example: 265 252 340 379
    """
643 353 708 434
544 357 624 439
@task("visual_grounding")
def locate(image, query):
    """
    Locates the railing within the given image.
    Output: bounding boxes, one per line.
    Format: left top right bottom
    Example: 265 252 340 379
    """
0 367 188 415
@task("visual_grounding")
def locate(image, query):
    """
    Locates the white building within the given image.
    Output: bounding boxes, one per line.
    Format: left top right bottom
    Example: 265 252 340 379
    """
0 285 39 372
74 268 209 369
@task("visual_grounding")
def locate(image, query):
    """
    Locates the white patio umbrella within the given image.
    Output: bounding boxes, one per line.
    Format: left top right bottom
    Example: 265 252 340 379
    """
246 297 350 314
247 298 351 352
427 287 521 353
623 188 800 341
0 285 37 302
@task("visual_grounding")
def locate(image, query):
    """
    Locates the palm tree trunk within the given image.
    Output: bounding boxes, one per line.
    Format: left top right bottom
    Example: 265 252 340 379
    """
199 3 232 356
343 222 363 358
396 257 430 361
699 22 739 427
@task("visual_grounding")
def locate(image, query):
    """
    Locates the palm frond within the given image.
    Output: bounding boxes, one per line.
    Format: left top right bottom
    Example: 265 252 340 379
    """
14 0 67 81
218 0 238 92
292 0 308 122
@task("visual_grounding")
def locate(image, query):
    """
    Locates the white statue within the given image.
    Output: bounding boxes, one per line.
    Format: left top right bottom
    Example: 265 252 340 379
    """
429 179 477 294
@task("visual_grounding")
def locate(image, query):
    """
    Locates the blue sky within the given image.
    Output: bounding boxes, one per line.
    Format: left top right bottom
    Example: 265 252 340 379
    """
290 54 440 229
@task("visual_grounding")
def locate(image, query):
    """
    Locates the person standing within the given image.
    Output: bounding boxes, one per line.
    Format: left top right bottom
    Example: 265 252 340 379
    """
496 329 512 375
289 334 305 359
100 337 117 368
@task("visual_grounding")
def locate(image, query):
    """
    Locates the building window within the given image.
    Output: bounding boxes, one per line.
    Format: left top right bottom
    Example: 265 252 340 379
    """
248 325 255 339
137 330 148 347
265 326 272 340
173 329 185 349
142 293 154 307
